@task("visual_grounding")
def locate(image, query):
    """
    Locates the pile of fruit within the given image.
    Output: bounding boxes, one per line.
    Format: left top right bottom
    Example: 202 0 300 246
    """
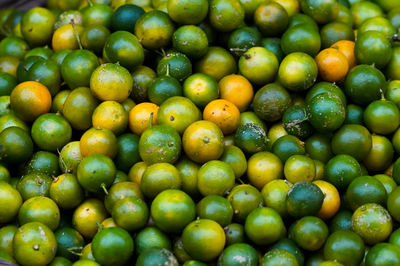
1 0 400 265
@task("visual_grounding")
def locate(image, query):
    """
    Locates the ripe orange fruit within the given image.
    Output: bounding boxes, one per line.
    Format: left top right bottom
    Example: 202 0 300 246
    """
313 180 341 220
203 99 240 135
182 120 224 164
128 102 159 136
218 74 254 112
315 48 349 82
80 127 118 158
10 81 52 122
331 40 356 69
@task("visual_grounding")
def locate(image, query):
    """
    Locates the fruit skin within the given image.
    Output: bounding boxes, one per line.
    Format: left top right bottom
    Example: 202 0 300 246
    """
331 124 372 161
80 127 118 158
386 46 400 80
21 7 56 47
0 126 34 164
18 196 60 231
195 46 237 81
62 87 99 131
151 189 196 233
346 175 387 211
172 25 208 59
261 249 299 266
291 216 328 251
17 172 52 201
203 99 240 135
0 181 22 223
344 64 386 106
282 105 314 139
157 52 192 82
10 81 52 122
50 173 84 210
77 153 116 193
218 243 259 266
140 162 181 199
238 47 279 86
157 96 202 135
315 48 349 82
354 30 392 69
261 180 290 218
136 248 179 266
235 123 268 154
92 227 134 266
31 113 72 152
197 195 233 227
220 145 247 178
300 0 339 24
72 199 107 239
270 238 304 266
286 181 324 218
92 101 128 136
112 196 149 232
90 63 133 103
387 186 400 222
363 99 400 135
313 180 340 220
254 2 289 37
365 243 400 266
245 207 286 245
208 0 244 32
13 222 57 266
103 31 144 70
278 52 318 92
139 125 182 165
168 0 209 25
284 155 315 183
197 160 235 196
61 50 99 90
54 227 85 261
227 184 264 222
128 102 159 136
352 203 393 245
253 83 291 122
134 10 175 50
281 23 321 56
135 227 171 255
323 230 365 266
218 74 253 112
182 120 224 164
182 219 226 262
329 210 352 233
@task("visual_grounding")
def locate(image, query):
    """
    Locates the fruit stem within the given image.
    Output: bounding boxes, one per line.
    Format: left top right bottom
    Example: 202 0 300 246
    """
149 112 154 128
166 63 170 76
101 183 108 195
67 247 83 256
380 88 386 101
160 48 166 57
96 221 103 231
229 47 247 57
71 19 83 50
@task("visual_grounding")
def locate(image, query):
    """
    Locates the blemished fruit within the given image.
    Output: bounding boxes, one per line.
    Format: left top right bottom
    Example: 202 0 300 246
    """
1 0 400 264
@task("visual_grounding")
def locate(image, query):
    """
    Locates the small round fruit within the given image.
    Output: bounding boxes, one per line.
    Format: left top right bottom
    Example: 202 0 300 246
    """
245 207 286 245
182 219 226 262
